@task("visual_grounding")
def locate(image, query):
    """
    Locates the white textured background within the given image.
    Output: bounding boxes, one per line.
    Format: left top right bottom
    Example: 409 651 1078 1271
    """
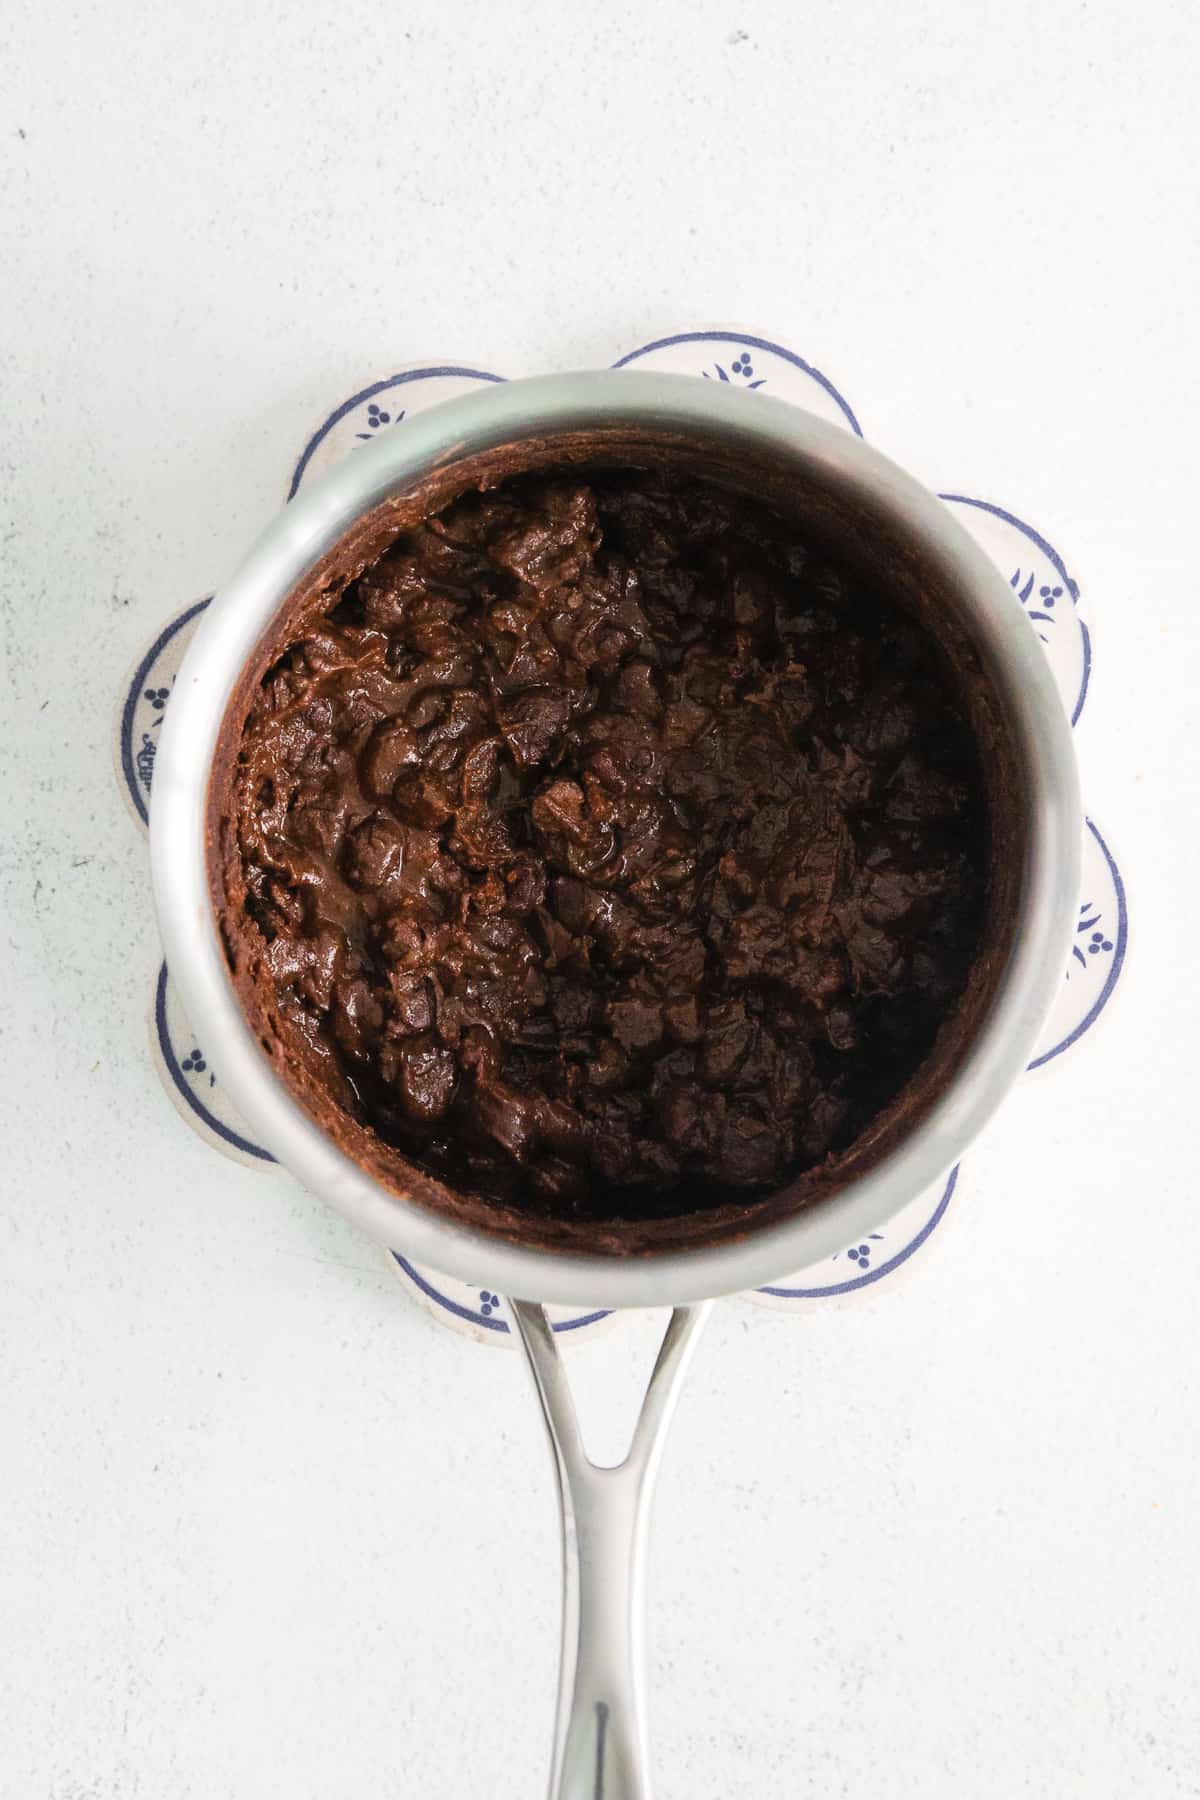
2 3 1197 1795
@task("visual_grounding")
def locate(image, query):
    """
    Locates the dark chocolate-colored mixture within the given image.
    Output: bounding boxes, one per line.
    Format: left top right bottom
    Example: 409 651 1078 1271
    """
228 470 986 1222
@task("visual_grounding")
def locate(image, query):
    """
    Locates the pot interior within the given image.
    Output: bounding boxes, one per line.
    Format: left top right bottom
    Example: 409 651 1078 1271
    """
207 422 1026 1258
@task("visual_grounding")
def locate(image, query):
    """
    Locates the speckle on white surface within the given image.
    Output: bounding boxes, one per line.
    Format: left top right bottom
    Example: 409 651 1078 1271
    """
0 2 1197 1795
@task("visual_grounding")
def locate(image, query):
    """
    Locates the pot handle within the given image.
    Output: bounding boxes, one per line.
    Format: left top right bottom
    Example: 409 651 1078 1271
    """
510 1299 712 1800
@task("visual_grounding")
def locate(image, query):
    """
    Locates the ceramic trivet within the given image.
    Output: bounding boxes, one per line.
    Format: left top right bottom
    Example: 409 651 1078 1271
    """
115 328 1128 1344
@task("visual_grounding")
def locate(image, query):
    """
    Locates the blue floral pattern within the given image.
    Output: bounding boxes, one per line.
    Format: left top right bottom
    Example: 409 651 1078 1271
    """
702 358 766 389
613 332 863 435
180 1047 214 1087
942 497 1089 726
150 964 277 1165
288 367 504 498
843 1235 884 1270
1072 902 1115 972
355 402 405 441
1027 819 1127 1071
1010 570 1068 645
128 682 176 797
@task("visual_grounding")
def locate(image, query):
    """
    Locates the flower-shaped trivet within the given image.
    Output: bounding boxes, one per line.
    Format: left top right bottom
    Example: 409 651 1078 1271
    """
115 328 1128 1344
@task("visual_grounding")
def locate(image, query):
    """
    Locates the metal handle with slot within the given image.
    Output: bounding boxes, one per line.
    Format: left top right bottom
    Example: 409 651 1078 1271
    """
510 1300 712 1800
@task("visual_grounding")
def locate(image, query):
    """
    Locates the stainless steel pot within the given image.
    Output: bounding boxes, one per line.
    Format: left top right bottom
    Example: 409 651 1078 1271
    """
151 371 1081 1798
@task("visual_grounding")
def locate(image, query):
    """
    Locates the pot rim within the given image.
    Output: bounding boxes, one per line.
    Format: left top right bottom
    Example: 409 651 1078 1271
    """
150 371 1081 1306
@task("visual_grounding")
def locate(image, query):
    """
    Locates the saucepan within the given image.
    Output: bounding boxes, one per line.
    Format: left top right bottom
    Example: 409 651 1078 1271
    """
151 372 1081 1797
